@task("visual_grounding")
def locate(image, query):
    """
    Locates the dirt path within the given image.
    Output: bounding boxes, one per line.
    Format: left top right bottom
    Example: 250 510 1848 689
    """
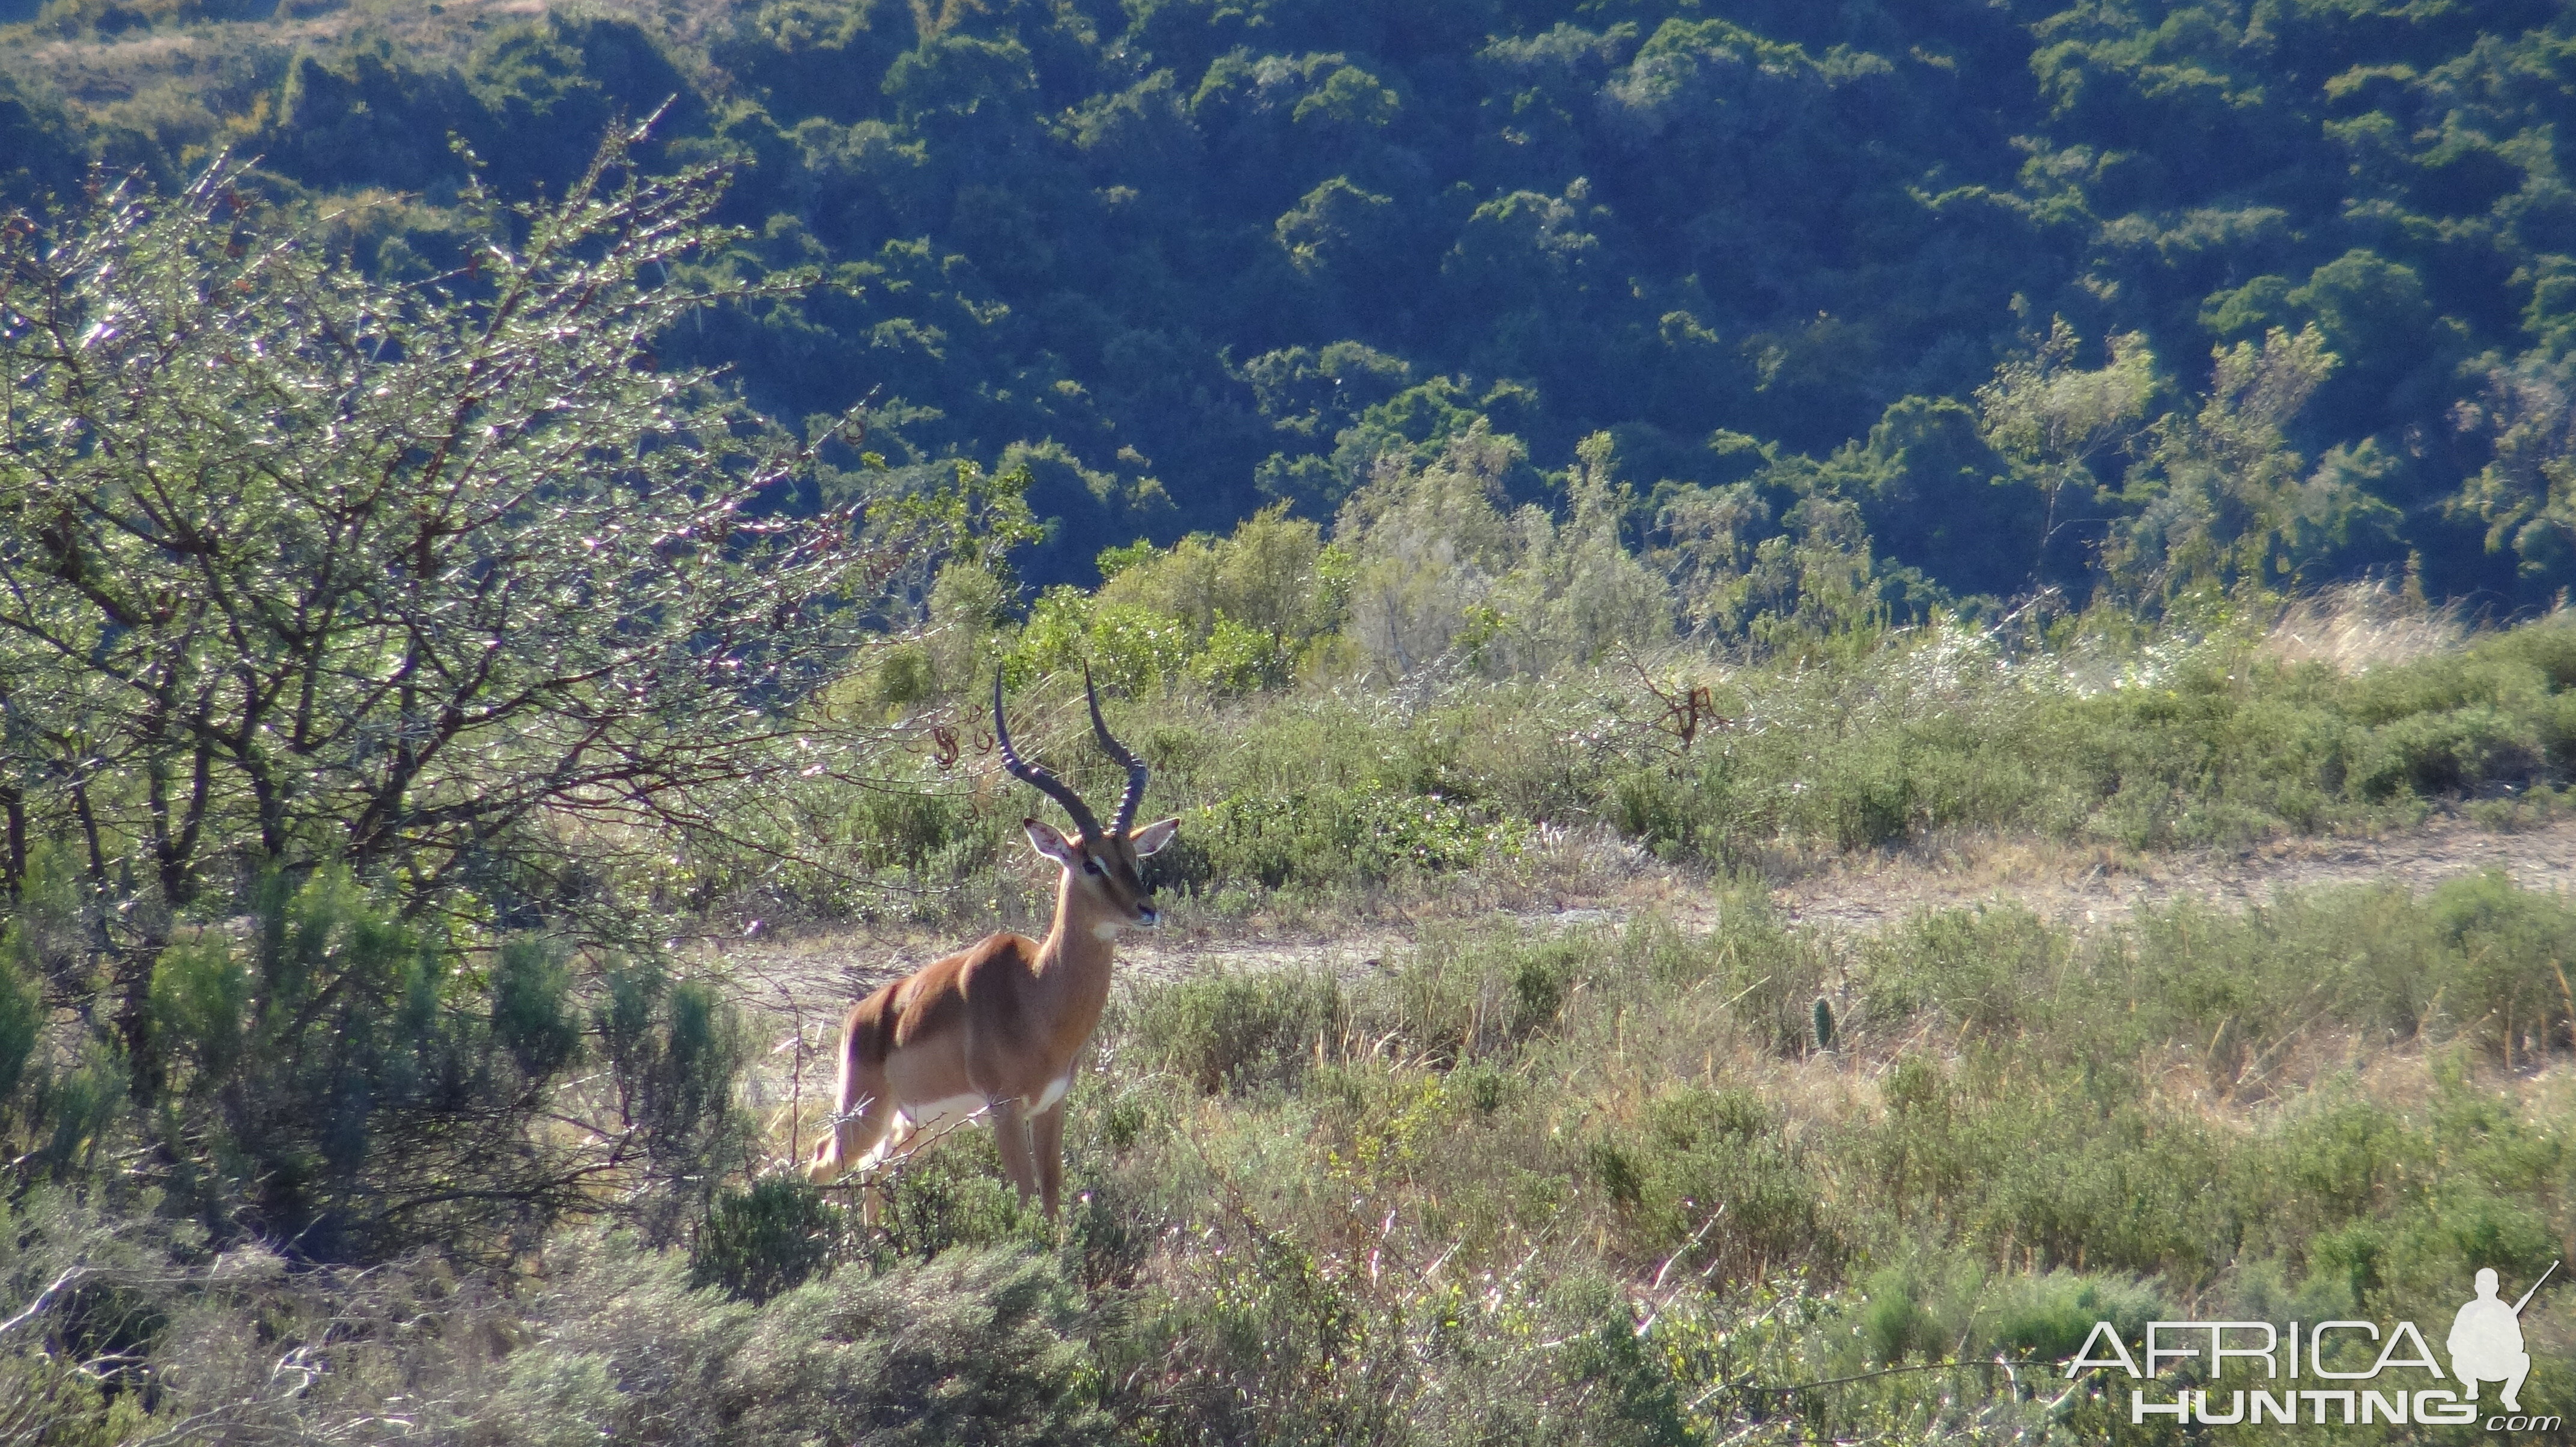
1770 814 2576 935
715 816 2576 1026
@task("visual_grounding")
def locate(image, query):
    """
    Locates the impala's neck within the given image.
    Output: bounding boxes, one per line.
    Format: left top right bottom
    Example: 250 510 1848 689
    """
1034 869 1123 1005
1019 875 1121 1065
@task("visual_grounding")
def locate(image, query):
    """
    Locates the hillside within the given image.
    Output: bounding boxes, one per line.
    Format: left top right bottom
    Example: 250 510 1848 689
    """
5 7 2576 1443
7 0 2576 604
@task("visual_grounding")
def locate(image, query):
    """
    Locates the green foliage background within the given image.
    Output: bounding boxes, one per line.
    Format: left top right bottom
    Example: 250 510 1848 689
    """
5 5 2576 1443
11 0 2576 603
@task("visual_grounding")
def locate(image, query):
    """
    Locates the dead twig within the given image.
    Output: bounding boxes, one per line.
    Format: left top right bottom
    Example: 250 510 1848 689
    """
1618 646 1727 754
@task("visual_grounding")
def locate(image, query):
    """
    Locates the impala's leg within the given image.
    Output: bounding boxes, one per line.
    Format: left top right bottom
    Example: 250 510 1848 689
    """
1031 1101 1066 1221
991 1098 1039 1204
859 1114 914 1229
810 1019 906 1227
810 1038 895 1186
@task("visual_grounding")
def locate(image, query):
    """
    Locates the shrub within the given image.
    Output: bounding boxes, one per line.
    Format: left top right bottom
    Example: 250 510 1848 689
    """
2266 1097 2417 1246
1125 968 1344 1094
492 935 580 1079
870 1135 1046 1261
1856 1254 1984 1364
1858 903 2062 1037
138 867 582 1260
1554 1276 1699 1446
1188 781 1526 893
0 944 40 1104
694 1175 840 1303
10 862 767 1264
2351 705 2542 800
1695 896 1842 1055
593 959 753 1237
2423 870 2576 1064
725 1246 1105 1445
1599 1085 1838 1284
1988 1272 2166 1361
1376 928 1593 1065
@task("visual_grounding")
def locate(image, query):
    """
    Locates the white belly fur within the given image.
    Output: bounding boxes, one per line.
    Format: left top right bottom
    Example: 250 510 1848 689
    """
898 1092 988 1136
856 1091 988 1170
858 1079 1072 1171
908 1077 1068 1120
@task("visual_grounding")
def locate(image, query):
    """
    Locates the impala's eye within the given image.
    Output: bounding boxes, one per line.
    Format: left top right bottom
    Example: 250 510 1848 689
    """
1083 859 1104 876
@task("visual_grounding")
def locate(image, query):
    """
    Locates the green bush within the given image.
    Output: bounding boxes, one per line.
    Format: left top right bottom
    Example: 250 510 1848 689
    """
1856 1254 1985 1364
140 867 568 1258
1599 1085 1835 1285
0 943 39 1104
2351 704 2543 800
1858 903 2062 1037
1988 1272 2166 1361
594 960 752 1233
870 1134 1046 1261
492 935 580 1079
1188 781 1526 893
1125 968 1343 1095
1377 928 1594 1065
2424 870 2576 1064
147 930 251 1083
694 1175 840 1303
2267 1096 2418 1246
726 1246 1105 1445
1554 1276 1700 1447
3 865 763 1263
1683 894 1841 1056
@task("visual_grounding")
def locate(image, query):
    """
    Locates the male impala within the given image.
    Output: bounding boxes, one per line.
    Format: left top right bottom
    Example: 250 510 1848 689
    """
808 669 1176 1220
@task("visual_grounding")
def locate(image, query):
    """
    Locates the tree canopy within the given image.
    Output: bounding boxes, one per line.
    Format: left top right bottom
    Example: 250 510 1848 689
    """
0 134 956 1257
5 0 2575 605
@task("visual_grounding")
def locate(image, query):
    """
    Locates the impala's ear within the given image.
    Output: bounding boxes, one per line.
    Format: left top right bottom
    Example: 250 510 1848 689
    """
1129 816 1180 857
1023 817 1081 866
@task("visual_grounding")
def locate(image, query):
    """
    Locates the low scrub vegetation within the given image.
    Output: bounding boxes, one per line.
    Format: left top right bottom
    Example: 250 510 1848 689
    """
728 565 2576 925
9 877 2570 1442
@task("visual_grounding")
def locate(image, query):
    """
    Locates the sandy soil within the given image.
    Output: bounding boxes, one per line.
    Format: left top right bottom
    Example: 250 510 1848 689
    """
713 815 2576 1032
1770 814 2576 934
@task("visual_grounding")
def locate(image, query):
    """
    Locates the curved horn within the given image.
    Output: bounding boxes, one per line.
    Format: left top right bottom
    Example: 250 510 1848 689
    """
994 672 1104 841
1083 663 1149 835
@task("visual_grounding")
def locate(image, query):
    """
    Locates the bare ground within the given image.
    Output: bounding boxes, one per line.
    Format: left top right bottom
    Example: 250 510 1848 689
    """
713 814 2576 1031
716 813 2576 1154
1771 812 2576 933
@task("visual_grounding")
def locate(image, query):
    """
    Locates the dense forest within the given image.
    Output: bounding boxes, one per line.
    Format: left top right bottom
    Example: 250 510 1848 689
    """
6 0 2576 605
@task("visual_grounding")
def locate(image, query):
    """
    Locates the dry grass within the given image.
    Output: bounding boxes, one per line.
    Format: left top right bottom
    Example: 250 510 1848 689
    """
0 0 741 114
2261 576 2471 673
1775 815 2576 934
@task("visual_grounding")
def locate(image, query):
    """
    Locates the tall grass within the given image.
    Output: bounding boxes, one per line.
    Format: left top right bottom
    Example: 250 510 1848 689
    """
1057 874 2573 1441
726 605 2576 925
24 876 2562 1443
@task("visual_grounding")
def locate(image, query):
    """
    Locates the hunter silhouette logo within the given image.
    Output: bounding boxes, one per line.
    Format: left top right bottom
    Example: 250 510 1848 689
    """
2452 1264 2551 1414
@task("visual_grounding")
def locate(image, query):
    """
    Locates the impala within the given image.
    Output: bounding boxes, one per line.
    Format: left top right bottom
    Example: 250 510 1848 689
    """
807 669 1177 1220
